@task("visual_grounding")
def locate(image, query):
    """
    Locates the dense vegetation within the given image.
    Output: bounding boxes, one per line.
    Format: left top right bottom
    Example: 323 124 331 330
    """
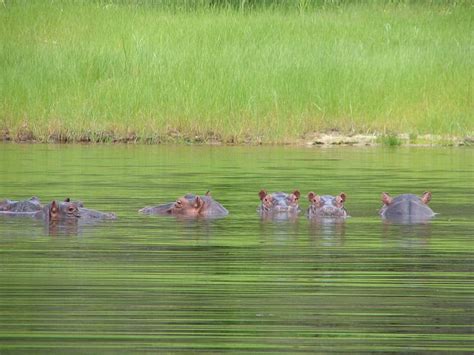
0 1 472 143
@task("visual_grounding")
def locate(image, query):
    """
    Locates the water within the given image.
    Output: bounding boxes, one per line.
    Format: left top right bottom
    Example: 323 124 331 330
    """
0 144 472 352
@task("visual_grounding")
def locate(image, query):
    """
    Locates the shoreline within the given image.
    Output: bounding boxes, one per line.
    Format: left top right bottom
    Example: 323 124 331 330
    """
2 130 472 147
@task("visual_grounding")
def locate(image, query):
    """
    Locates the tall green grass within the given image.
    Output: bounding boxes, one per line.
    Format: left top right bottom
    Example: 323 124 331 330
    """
0 1 472 143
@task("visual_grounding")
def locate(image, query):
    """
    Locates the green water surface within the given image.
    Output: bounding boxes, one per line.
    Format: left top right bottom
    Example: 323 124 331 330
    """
0 144 472 352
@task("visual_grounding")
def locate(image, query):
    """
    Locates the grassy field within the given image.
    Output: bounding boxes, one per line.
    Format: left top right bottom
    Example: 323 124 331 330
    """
0 1 472 144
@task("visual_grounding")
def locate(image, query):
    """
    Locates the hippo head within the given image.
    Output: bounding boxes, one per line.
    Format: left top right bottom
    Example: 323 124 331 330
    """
139 191 227 218
380 192 434 223
381 191 431 206
48 200 81 221
0 196 42 213
307 192 348 218
258 190 274 212
61 198 115 220
285 191 301 211
258 190 301 213
166 195 206 216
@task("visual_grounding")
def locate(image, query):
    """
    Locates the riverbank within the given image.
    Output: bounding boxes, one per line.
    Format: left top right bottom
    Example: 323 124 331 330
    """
1 2 472 145
2 127 472 147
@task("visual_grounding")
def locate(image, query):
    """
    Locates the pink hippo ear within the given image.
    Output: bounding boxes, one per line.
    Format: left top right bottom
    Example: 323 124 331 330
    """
336 193 346 206
381 192 392 205
421 191 432 204
258 190 267 201
49 201 59 219
307 192 321 206
194 196 204 211
292 190 300 200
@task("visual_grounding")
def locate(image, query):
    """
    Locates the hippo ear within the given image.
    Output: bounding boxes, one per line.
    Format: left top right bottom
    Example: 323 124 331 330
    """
381 192 392 205
49 200 59 218
205 191 211 196
64 198 70 202
194 196 203 210
421 191 432 204
308 192 321 205
336 192 346 203
258 190 267 201
292 190 300 199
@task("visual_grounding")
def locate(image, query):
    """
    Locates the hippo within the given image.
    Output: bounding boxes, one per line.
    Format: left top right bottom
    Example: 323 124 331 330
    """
40 200 117 221
257 190 301 216
139 191 228 218
307 192 348 218
0 197 116 220
36 200 115 236
39 200 80 221
0 196 42 214
379 192 436 224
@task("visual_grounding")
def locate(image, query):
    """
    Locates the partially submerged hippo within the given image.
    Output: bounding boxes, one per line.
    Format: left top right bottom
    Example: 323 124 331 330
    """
0 196 42 214
0 197 116 220
379 192 436 223
139 191 228 218
257 190 301 215
307 192 348 218
42 200 117 221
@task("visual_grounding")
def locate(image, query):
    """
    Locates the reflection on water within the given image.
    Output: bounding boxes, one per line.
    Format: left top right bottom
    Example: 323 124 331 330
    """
0 144 473 352
47 219 79 237
381 219 433 244
382 214 435 225
308 217 346 246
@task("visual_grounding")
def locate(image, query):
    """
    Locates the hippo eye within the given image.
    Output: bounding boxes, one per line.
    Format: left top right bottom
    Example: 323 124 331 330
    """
175 200 182 208
68 206 75 212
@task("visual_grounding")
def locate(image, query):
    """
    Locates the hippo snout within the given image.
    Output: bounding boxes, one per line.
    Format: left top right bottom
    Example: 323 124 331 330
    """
320 206 341 217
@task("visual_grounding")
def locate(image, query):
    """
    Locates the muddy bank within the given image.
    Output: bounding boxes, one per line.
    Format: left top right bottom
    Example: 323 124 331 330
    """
299 133 474 147
1 127 472 147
